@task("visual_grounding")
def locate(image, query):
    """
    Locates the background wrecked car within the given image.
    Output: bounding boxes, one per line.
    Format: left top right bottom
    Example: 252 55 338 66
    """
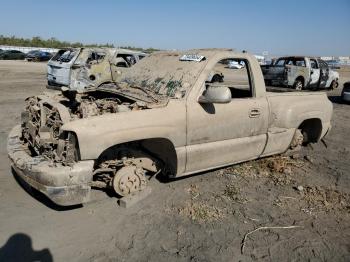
47 48 146 91
261 56 339 90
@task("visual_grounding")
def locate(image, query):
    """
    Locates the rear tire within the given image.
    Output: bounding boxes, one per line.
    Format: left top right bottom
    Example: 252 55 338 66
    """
294 79 304 90
330 80 338 90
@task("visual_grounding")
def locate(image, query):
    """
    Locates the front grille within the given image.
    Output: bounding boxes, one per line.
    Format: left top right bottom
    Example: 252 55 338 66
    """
21 97 63 157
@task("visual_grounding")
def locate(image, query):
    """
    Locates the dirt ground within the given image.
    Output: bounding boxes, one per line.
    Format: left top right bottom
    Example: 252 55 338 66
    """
0 60 349 262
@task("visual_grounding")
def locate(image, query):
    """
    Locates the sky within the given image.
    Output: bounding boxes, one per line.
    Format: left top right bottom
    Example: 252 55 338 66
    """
0 0 349 56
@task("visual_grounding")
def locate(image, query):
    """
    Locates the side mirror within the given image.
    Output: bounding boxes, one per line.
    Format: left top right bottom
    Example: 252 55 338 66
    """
198 85 231 104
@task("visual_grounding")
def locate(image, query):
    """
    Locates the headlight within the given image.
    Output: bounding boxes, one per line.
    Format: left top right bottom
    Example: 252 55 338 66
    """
57 131 80 165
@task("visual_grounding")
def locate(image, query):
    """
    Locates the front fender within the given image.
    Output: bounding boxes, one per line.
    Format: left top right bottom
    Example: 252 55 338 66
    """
61 100 186 160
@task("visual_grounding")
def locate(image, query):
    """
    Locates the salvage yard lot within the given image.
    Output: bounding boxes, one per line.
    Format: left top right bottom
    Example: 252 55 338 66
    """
0 60 349 261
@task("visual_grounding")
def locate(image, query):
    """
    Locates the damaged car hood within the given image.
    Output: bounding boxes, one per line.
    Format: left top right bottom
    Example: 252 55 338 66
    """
120 50 211 98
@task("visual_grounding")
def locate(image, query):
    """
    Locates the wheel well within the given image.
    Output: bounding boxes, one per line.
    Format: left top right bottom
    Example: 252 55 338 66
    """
295 76 304 85
96 138 178 176
97 81 113 87
298 118 322 143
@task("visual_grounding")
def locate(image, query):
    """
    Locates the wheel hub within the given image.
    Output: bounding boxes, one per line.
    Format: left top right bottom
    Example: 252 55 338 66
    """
112 165 147 196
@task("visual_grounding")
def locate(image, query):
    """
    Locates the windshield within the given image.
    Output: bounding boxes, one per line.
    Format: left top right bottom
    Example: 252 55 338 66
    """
52 49 78 63
120 51 208 97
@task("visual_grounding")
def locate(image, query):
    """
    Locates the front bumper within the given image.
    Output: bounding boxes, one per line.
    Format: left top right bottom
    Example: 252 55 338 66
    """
7 125 94 206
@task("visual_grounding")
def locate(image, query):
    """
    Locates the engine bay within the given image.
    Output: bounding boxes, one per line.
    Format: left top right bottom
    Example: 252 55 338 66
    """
21 90 148 164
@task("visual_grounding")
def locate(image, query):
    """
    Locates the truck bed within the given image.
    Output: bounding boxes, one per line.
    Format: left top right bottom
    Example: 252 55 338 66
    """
266 86 311 93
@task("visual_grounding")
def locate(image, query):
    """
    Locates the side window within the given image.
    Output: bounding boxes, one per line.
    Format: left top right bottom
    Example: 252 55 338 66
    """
285 58 305 66
116 54 136 66
116 61 128 67
114 57 128 67
286 59 294 65
275 59 285 66
127 55 136 65
322 60 328 69
86 52 105 64
206 58 252 99
310 59 318 69
295 58 306 67
318 59 328 70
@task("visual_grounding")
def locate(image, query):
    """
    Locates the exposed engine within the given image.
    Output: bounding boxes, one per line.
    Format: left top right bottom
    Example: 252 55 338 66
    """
21 90 147 164
22 97 64 159
75 96 139 118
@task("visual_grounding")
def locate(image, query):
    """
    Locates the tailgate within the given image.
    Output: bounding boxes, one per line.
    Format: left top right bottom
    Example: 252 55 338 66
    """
47 49 80 86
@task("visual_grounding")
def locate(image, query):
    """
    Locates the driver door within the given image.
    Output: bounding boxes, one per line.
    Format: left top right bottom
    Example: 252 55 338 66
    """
318 59 329 88
309 58 320 87
185 58 268 173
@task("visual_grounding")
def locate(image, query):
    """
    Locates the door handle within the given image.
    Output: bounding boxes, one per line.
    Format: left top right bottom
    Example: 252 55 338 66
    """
249 108 261 118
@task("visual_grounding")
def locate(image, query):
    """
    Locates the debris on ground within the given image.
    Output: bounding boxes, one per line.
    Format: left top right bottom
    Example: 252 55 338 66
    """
178 201 225 223
296 185 304 192
223 155 306 186
304 155 314 163
187 184 199 199
302 186 350 212
223 183 246 203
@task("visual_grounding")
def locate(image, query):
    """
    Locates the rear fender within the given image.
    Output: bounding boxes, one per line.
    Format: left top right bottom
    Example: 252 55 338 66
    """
287 65 310 86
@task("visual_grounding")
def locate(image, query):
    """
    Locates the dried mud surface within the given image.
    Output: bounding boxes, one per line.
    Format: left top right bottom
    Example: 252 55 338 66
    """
0 61 349 261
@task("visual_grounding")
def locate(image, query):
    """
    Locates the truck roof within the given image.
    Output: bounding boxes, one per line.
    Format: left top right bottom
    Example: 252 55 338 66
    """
275 56 320 60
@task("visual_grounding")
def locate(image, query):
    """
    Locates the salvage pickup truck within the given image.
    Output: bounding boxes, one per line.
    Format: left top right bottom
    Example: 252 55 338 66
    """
8 49 333 206
261 56 339 90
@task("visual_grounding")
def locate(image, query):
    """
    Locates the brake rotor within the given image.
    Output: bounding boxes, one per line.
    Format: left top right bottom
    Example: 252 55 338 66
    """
112 165 147 197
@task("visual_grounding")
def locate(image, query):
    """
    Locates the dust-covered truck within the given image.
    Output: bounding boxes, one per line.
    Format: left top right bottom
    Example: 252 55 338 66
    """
261 56 339 90
8 49 333 206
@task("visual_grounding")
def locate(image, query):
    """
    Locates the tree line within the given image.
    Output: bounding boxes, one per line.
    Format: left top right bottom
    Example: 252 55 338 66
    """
0 35 159 53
